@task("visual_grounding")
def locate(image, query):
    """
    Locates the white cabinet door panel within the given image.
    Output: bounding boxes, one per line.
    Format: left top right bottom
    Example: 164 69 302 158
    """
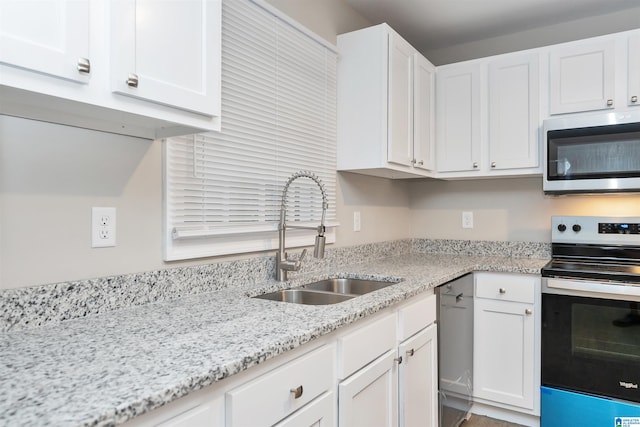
398 324 437 427
110 0 221 116
474 298 534 410
549 39 615 114
387 31 414 167
436 63 481 173
413 54 435 171
488 53 539 170
628 34 640 107
339 350 398 427
0 0 89 83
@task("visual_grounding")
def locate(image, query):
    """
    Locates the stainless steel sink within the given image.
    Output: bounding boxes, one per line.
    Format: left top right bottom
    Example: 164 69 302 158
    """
253 289 355 305
301 278 397 295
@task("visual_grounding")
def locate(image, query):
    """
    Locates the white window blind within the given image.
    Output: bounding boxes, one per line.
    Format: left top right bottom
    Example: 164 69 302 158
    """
163 0 338 261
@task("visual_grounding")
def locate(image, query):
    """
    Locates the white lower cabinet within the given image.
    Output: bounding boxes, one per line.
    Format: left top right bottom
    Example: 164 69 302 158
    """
338 349 399 427
398 324 438 427
473 273 541 416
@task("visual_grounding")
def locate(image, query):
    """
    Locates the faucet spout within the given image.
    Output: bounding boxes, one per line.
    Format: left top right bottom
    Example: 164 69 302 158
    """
276 171 328 281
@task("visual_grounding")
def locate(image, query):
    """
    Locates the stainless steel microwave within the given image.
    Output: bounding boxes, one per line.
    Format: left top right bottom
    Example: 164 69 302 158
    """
543 111 640 194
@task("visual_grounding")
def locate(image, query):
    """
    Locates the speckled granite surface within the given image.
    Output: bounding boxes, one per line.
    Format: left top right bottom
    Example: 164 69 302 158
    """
0 240 550 427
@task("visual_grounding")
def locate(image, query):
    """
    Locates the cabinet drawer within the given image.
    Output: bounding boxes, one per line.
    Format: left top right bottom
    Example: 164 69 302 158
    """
397 292 436 341
474 273 539 304
337 312 396 379
225 344 335 427
475 273 536 304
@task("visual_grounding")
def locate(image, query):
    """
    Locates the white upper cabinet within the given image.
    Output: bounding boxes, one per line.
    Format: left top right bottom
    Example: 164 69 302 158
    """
387 30 414 168
110 0 220 117
435 62 481 174
488 53 540 171
436 51 540 178
628 33 640 107
0 0 90 84
337 23 435 179
413 54 436 172
0 0 221 139
547 30 640 115
548 38 616 115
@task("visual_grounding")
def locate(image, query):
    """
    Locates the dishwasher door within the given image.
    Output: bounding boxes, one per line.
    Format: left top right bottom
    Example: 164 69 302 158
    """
437 273 474 427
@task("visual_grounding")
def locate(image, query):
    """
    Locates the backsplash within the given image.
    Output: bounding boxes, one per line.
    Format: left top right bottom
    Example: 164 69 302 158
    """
0 238 548 332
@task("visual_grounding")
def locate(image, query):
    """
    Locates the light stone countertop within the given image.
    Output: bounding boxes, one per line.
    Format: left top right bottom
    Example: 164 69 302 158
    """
0 253 548 427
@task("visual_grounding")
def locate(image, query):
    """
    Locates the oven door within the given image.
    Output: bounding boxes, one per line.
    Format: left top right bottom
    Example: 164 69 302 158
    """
542 278 640 404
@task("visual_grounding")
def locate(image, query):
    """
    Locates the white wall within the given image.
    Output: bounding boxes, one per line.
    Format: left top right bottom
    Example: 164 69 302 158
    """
409 177 640 243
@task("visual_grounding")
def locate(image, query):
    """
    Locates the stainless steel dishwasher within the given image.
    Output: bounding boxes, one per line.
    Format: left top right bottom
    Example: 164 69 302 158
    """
437 273 474 427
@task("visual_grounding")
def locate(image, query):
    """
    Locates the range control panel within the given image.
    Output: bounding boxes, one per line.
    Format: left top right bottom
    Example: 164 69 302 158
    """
598 222 640 234
552 216 640 244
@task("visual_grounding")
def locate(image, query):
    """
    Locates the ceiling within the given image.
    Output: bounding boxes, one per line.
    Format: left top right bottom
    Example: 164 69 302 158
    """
346 0 640 63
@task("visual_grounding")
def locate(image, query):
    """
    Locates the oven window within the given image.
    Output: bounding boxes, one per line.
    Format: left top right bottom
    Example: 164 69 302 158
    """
572 302 640 363
547 122 640 180
542 293 640 403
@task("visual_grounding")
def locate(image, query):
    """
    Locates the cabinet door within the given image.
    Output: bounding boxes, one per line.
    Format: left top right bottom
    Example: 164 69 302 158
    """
628 33 640 108
387 30 414 168
339 349 398 427
398 324 437 427
413 54 435 172
488 53 539 171
474 298 535 410
549 39 615 114
0 0 90 83
274 392 336 427
436 63 481 172
110 0 221 116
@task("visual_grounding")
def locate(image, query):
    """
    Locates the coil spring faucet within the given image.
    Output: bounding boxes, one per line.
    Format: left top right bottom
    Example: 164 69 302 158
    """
276 171 328 281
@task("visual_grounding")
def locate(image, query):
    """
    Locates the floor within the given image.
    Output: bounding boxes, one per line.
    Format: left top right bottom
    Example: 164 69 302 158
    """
461 415 526 427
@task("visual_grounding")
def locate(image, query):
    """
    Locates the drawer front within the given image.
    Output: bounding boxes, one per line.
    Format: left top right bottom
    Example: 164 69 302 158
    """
475 273 537 304
397 292 436 341
226 344 335 427
337 312 396 380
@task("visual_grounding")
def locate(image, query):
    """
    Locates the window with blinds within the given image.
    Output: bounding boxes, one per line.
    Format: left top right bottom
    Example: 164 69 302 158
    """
163 0 338 261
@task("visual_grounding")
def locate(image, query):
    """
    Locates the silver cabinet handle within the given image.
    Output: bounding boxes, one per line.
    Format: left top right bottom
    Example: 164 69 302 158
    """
491 162 496 168
406 349 415 357
77 58 91 74
456 292 464 303
632 96 638 103
607 99 614 106
525 308 533 315
499 288 506 294
127 73 139 88
394 356 403 364
418 160 424 166
473 162 478 169
290 385 303 399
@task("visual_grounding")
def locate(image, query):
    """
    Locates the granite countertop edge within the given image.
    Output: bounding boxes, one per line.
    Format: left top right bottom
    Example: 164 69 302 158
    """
0 253 549 427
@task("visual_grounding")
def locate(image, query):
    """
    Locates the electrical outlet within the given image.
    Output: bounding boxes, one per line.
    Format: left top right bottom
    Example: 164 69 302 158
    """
353 211 361 232
462 211 474 229
92 207 116 248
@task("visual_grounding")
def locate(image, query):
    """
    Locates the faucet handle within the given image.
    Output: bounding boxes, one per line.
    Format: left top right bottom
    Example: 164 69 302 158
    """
298 249 308 263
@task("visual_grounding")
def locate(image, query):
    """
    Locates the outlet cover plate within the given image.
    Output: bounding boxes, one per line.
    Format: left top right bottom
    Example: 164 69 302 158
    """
92 207 116 248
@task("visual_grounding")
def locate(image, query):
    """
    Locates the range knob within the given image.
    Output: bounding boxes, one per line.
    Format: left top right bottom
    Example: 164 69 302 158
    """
572 224 582 232
557 224 567 232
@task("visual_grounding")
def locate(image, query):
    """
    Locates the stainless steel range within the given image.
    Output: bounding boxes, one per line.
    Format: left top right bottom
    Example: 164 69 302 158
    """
540 216 640 427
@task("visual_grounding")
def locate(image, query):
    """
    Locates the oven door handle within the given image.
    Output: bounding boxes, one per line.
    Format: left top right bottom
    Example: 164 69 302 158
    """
546 277 640 297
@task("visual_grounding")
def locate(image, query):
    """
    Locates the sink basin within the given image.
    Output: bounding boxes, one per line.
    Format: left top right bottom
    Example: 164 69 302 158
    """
253 289 355 305
301 278 397 295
